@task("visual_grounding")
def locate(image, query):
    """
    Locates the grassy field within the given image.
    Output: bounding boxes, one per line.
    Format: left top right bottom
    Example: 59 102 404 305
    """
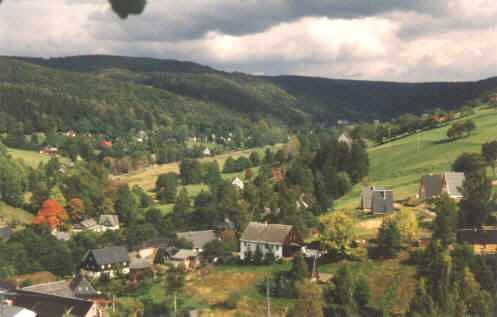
8 148 69 168
336 108 497 209
0 201 34 226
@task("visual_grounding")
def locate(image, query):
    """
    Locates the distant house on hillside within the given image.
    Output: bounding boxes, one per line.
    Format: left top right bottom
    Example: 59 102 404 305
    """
168 249 201 270
360 186 394 214
40 146 59 156
0 225 12 240
338 132 353 145
65 130 77 137
337 119 350 127
99 140 113 148
240 222 303 260
419 172 465 199
98 214 119 231
176 230 217 252
136 130 147 143
457 229 497 255
133 237 173 258
231 176 244 190
81 246 130 277
202 147 211 156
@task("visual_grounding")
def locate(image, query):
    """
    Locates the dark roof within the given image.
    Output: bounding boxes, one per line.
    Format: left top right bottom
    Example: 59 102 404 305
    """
420 174 443 197
0 225 12 239
176 230 216 249
22 281 74 298
240 222 293 244
88 246 129 265
361 186 384 209
98 214 119 227
133 237 173 251
457 229 497 244
11 290 95 317
372 190 394 214
154 247 177 264
69 272 98 297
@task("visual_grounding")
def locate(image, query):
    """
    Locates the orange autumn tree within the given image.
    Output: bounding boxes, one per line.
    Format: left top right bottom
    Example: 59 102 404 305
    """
32 200 69 230
68 198 85 221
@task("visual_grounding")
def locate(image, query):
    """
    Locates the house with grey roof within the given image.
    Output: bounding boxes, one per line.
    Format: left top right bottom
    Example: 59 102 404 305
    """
22 281 74 298
0 225 12 240
457 229 497 255
371 190 394 214
338 132 353 145
167 249 201 270
81 246 130 277
419 172 465 199
69 271 101 301
240 222 303 260
133 237 174 258
176 230 217 252
361 186 386 210
419 174 444 198
98 214 119 231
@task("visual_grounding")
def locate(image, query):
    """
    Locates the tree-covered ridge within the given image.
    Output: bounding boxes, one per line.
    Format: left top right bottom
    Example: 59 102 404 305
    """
0 58 291 138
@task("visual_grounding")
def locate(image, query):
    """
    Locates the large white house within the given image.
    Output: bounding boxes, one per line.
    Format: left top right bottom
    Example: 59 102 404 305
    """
239 222 303 260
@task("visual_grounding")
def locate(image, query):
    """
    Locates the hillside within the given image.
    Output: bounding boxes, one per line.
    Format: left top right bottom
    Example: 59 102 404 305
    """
5 55 497 125
336 106 497 209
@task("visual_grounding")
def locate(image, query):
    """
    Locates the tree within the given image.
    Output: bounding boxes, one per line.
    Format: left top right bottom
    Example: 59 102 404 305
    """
203 161 222 185
179 158 203 185
407 278 435 316
354 276 371 310
253 244 264 264
48 185 67 207
452 152 485 176
32 200 69 230
114 184 137 224
320 211 357 257
67 198 85 221
376 218 401 258
171 188 191 231
326 265 357 316
393 208 418 243
481 140 497 176
0 157 29 207
288 280 324 317
155 172 178 204
244 167 254 180
288 252 309 282
459 171 492 228
432 193 459 246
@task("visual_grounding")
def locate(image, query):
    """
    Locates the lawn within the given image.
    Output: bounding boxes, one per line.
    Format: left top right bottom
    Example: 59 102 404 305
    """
335 108 497 209
0 201 34 226
8 148 69 168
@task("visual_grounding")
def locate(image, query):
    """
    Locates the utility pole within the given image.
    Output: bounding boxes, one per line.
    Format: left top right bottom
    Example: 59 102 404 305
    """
417 131 420 152
388 127 391 146
174 292 177 317
266 277 271 317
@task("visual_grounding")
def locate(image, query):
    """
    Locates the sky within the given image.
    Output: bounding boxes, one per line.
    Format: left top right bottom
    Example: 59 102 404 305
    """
0 0 496 82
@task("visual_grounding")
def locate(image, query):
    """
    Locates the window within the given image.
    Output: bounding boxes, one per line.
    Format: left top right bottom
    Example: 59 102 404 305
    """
481 244 486 249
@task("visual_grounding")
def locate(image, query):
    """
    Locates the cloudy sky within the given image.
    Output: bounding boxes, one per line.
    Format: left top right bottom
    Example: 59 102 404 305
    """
1 0 496 82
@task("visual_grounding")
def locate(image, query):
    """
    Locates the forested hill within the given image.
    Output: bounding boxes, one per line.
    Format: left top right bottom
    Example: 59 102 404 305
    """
2 55 497 128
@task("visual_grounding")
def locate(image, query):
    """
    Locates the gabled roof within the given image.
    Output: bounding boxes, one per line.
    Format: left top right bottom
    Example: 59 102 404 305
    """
129 257 154 270
69 272 98 297
240 222 293 244
361 186 384 209
22 281 74 298
176 230 216 249
372 190 394 214
457 229 497 244
444 172 465 197
133 237 173 251
217 219 236 232
88 246 129 265
99 214 119 227
0 225 12 239
420 174 443 197
12 290 95 317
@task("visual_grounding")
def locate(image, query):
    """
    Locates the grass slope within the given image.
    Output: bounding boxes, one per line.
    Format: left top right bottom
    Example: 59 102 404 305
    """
0 201 34 226
336 107 497 209
8 148 69 168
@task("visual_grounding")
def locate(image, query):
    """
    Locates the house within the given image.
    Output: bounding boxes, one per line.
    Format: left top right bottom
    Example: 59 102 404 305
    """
337 119 350 126
22 280 75 298
129 257 154 276
69 271 104 303
0 304 36 317
99 141 112 148
179 307 200 317
40 146 59 156
360 186 383 210
136 130 147 143
65 130 77 137
8 290 98 317
81 246 130 277
231 176 244 190
168 249 201 270
240 222 303 260
98 215 119 231
338 132 353 145
176 230 217 252
133 237 173 258
80 219 101 232
202 147 211 156
457 229 497 255
371 190 394 214
419 174 443 198
52 231 71 241
0 225 12 240
153 247 178 264
442 172 465 198
419 172 465 199
216 219 236 234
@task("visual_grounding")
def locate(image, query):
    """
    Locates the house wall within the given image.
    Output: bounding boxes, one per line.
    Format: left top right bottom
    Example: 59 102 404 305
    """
472 243 497 254
15 309 36 317
84 302 100 317
137 248 156 258
240 241 283 260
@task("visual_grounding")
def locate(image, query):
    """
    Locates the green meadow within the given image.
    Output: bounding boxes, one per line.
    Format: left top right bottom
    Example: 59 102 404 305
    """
336 108 497 209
